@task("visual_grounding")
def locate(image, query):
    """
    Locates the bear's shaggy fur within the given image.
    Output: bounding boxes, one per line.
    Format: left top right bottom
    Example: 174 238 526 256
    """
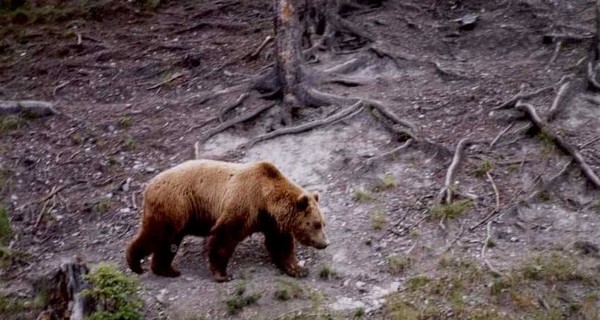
125 159 328 282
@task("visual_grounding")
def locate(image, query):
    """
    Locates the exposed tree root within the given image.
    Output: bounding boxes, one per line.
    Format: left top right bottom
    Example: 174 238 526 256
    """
546 80 572 122
244 100 363 149
489 122 514 148
515 101 600 188
526 160 573 202
219 92 250 122
245 36 274 60
481 221 502 277
174 20 249 34
194 103 275 158
437 138 472 205
0 100 59 118
493 84 555 110
486 171 500 211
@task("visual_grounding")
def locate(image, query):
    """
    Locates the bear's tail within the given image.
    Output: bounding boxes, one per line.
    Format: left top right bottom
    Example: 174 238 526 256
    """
125 233 150 274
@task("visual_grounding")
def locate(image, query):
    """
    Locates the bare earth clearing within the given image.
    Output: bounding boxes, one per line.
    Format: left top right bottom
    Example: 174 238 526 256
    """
1 0 600 319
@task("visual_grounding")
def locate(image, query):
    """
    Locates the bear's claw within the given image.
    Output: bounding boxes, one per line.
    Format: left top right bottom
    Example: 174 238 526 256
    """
285 265 308 278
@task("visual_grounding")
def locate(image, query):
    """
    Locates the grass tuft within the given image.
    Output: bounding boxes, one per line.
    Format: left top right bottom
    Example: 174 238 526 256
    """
431 199 471 220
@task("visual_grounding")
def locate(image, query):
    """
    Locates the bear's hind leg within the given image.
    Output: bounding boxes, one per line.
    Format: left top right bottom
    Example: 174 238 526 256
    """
126 230 154 274
265 231 308 278
150 234 184 278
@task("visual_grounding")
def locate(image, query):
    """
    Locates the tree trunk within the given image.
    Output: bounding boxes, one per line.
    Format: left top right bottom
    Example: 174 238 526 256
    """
274 0 306 125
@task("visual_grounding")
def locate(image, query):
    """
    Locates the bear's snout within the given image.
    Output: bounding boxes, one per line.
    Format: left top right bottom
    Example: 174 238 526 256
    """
314 240 329 249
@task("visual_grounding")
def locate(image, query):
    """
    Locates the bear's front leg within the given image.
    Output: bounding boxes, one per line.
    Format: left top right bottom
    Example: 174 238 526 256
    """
207 229 238 282
265 232 308 278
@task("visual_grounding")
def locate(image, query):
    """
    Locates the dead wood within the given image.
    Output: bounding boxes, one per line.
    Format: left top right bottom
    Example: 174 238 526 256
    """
437 138 471 204
17 180 86 212
515 101 600 188
244 100 364 148
588 0 600 90
0 100 59 118
195 103 275 158
35 256 93 320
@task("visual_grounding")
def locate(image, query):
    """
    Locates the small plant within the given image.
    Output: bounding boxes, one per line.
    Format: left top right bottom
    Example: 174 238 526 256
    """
224 292 261 314
521 253 585 282
274 279 304 301
409 229 420 240
387 255 411 275
123 136 136 151
378 173 396 189
431 199 471 220
371 210 386 231
353 308 365 318
82 263 143 320
474 160 494 178
406 276 431 291
352 189 374 202
93 200 111 213
0 206 11 245
318 265 337 280
70 132 85 145
0 115 24 132
118 115 132 128
536 129 555 155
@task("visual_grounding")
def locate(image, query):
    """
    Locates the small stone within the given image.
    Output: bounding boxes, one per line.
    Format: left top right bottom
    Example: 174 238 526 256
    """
298 260 306 267
145 167 156 173
119 208 131 214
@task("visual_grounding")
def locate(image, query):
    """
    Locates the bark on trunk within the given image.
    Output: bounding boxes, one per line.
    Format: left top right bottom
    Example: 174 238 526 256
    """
274 0 306 125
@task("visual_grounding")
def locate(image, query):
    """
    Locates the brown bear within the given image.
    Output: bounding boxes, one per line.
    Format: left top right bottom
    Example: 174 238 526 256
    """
125 159 329 282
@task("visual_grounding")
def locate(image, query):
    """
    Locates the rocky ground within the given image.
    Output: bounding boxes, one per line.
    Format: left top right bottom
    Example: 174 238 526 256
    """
1 0 600 319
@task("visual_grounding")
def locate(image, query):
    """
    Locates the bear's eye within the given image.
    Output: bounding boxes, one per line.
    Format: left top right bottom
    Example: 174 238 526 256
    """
313 222 322 229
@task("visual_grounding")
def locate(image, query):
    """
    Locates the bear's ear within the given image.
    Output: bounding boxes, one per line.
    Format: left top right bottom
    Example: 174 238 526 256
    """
297 194 309 210
313 192 319 202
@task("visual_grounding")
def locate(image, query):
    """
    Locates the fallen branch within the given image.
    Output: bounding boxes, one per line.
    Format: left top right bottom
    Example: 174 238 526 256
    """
437 138 471 204
17 180 86 211
515 101 600 188
0 100 59 118
195 103 275 158
481 221 502 277
244 100 364 149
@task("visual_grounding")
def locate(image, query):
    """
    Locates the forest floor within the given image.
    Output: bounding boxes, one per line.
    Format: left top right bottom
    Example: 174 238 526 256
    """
1 0 600 319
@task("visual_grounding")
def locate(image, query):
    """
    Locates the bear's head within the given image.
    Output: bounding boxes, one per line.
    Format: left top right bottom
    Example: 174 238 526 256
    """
292 192 329 249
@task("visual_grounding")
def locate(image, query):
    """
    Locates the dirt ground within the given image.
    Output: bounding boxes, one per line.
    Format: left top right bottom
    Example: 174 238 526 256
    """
1 0 600 319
